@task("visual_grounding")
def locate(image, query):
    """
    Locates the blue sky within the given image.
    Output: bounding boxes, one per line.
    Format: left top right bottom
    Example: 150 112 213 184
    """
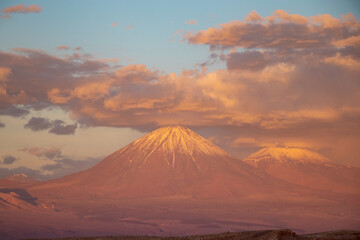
1 0 359 74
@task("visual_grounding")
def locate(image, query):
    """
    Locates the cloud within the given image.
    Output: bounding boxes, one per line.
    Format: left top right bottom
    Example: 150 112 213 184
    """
24 117 52 131
0 67 11 95
184 10 360 50
21 147 62 159
186 20 197 25
2 155 17 165
56 45 70 50
24 117 77 135
0 106 29 117
111 22 119 27
0 121 5 128
0 166 42 180
245 10 264 22
0 156 101 180
48 120 77 135
0 48 110 111
74 46 82 51
0 9 359 167
125 24 134 30
41 157 102 179
1 4 42 18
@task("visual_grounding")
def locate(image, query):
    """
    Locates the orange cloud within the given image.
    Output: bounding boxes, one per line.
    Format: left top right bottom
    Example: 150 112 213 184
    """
184 10 360 50
273 9 308 24
323 54 360 70
2 4 42 18
111 22 119 27
1 46 360 165
245 10 263 22
186 20 197 25
56 45 70 50
0 67 11 95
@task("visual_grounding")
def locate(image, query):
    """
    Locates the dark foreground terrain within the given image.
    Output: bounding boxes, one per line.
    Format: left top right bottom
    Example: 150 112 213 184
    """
24 229 360 240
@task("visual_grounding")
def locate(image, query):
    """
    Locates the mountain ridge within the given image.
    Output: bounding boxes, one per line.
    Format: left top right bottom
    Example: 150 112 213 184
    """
29 125 271 199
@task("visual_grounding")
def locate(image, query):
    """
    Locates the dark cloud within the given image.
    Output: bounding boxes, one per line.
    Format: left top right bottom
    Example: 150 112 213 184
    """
48 120 77 135
2 155 17 164
24 117 52 131
0 106 29 117
24 117 77 135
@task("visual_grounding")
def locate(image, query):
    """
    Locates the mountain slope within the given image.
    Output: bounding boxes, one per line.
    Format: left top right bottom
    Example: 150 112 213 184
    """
243 147 360 193
30 126 270 198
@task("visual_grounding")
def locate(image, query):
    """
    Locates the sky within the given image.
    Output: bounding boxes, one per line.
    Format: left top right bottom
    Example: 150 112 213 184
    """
0 0 359 179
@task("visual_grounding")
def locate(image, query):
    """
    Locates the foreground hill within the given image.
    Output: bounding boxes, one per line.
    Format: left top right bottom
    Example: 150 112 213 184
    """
25 229 360 240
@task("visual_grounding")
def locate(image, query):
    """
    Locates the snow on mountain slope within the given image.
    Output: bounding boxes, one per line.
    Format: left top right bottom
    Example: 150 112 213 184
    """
244 147 333 166
29 126 271 199
243 147 360 193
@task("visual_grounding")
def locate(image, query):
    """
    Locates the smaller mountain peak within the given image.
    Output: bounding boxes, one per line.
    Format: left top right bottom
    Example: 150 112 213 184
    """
244 147 332 166
6 173 38 183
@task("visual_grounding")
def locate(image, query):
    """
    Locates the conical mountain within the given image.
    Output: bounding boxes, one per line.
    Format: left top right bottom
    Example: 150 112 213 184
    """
243 147 360 193
31 126 270 198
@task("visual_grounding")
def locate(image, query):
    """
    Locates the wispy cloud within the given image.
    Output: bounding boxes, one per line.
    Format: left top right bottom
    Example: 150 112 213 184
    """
186 19 197 25
125 24 135 30
56 45 70 50
111 22 119 27
1 4 42 18
21 147 62 159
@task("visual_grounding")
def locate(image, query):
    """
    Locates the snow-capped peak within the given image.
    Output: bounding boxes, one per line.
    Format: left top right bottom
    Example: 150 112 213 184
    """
243 147 332 166
130 125 230 157
5 173 38 182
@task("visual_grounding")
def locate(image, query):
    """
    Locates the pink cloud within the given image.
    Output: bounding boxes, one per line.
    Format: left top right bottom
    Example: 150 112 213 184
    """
74 46 82 51
111 22 119 27
56 45 70 50
125 24 135 30
2 4 42 16
186 19 197 25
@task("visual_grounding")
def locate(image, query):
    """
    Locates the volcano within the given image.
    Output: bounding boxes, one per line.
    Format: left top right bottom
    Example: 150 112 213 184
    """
30 125 270 198
2 126 360 240
243 147 360 193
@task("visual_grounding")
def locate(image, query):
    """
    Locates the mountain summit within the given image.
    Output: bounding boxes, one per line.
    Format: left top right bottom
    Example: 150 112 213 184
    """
131 125 231 160
243 147 333 167
31 126 267 198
